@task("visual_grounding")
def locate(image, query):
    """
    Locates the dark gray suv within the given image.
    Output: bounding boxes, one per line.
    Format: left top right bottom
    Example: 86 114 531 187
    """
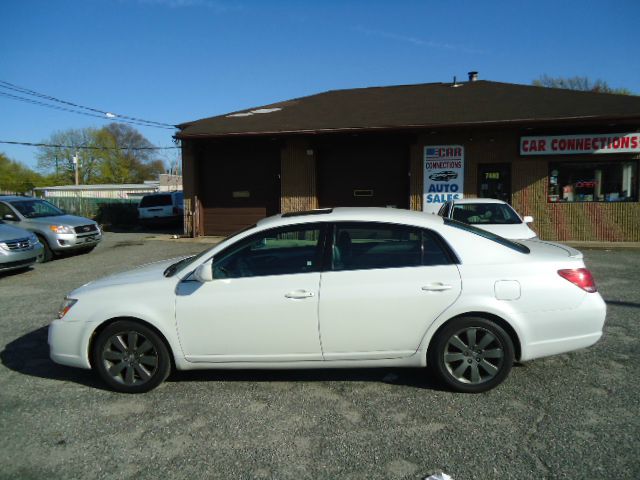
0 196 102 262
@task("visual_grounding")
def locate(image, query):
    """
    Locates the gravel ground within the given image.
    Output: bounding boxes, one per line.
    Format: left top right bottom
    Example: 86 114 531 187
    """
0 233 638 480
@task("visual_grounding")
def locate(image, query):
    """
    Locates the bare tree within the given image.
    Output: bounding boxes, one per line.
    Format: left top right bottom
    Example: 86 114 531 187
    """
533 75 633 95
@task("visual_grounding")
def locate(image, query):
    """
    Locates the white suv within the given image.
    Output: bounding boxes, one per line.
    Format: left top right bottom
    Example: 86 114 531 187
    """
138 192 183 225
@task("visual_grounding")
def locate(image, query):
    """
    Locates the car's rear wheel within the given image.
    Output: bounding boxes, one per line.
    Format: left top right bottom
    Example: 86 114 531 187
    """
92 320 171 393
429 317 514 393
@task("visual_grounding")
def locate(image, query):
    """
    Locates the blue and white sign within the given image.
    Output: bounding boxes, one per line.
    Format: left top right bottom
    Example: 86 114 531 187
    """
423 145 464 213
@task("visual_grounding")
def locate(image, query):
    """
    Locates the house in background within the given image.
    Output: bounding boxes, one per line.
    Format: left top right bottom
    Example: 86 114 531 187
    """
176 74 640 241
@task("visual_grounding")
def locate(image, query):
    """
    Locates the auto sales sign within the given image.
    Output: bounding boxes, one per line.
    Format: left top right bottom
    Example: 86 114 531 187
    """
423 145 464 213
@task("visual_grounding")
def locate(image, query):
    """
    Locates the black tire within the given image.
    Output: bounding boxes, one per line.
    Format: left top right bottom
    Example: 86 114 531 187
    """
429 316 514 393
36 235 54 262
92 320 171 393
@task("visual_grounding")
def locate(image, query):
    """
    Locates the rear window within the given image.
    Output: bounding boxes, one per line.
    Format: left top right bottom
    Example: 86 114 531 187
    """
139 195 172 207
443 218 530 254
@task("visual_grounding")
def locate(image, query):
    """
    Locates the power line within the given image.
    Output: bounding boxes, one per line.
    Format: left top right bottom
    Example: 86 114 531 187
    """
0 140 179 151
0 79 176 129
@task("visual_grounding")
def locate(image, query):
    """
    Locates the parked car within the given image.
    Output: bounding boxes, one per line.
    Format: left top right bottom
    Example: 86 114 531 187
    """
0 220 44 272
0 196 102 262
437 198 536 239
49 207 605 394
138 191 183 225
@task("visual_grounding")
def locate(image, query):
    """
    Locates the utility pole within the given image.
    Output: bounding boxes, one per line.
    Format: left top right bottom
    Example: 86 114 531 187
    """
72 151 80 185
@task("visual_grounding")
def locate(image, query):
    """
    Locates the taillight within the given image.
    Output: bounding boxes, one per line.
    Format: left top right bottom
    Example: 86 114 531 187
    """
558 268 597 292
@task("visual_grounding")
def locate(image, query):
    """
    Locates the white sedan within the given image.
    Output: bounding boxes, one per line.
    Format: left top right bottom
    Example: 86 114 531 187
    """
437 198 537 239
49 207 606 393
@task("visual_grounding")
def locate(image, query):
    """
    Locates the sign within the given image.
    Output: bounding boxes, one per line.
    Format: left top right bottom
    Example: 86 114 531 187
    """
423 145 464 213
520 133 640 155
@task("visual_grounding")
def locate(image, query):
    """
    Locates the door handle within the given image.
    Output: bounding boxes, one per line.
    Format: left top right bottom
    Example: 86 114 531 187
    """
421 283 453 292
285 290 315 299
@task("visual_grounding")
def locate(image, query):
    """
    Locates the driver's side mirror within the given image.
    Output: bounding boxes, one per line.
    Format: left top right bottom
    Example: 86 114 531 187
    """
193 261 213 283
523 215 534 224
3 213 16 221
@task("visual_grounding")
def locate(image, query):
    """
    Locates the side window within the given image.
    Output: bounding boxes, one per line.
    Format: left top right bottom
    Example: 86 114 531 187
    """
0 202 14 218
212 225 323 278
332 223 422 271
422 230 455 266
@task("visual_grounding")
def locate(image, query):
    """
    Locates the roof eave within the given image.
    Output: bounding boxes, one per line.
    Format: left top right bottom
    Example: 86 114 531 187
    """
175 114 640 140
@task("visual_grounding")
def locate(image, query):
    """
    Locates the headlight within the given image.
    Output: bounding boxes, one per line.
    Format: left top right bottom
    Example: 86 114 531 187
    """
49 225 74 234
28 233 38 245
58 297 78 319
0 242 8 251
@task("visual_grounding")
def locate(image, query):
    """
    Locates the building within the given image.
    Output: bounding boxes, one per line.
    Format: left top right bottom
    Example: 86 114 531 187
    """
177 75 640 241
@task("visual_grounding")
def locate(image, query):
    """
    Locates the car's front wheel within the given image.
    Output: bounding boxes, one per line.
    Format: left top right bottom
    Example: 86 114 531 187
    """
429 316 514 393
92 320 171 393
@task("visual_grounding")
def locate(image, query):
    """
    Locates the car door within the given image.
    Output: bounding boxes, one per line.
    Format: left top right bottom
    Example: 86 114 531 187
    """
175 223 326 363
318 222 462 360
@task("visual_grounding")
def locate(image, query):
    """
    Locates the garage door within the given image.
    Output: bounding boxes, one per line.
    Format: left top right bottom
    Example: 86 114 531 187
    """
317 136 410 209
198 141 280 236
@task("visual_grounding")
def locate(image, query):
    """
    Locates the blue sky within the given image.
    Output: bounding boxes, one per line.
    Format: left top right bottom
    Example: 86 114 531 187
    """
2 0 638 170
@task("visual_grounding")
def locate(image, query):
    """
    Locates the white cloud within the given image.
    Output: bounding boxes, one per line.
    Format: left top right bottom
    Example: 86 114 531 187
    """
354 26 487 55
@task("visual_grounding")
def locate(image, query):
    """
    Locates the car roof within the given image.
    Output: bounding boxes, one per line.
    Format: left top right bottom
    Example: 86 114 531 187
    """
450 198 507 205
257 207 445 229
0 195 37 202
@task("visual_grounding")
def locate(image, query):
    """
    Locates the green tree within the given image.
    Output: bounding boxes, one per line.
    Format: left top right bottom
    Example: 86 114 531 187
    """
533 75 633 95
37 124 166 184
36 128 101 184
0 152 49 193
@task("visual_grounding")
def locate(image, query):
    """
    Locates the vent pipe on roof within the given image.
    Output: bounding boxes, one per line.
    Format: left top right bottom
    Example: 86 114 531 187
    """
468 71 478 82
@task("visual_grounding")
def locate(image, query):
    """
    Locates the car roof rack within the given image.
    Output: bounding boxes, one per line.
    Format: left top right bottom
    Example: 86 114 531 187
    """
281 208 333 218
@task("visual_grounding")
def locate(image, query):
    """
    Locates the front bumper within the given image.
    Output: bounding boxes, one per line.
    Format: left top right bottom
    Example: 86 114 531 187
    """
0 243 44 271
48 319 94 369
51 231 102 252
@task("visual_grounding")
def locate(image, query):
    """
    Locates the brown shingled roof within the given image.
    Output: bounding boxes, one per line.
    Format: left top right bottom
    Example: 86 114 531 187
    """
176 80 640 138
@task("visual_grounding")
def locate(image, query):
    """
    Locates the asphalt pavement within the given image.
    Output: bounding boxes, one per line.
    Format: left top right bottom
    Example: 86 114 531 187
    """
0 233 638 480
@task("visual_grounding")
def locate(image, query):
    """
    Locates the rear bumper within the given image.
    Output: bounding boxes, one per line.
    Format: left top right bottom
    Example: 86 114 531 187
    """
520 292 606 361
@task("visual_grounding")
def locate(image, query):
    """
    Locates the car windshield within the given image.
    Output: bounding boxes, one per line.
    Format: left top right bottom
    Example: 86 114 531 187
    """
444 218 530 254
451 203 521 225
11 199 65 218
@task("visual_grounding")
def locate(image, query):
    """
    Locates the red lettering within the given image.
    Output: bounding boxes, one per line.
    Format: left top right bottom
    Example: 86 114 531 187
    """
551 139 558 151
613 137 621 149
592 139 599 150
567 139 576 150
584 138 592 150
620 137 630 148
632 136 639 149
522 140 529 152
576 138 584 150
538 140 546 151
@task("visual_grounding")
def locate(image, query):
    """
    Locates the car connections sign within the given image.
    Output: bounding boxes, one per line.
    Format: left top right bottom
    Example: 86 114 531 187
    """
520 133 640 155
423 145 464 213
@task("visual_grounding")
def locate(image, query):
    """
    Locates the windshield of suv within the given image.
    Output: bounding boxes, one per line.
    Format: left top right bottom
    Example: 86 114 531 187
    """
452 203 521 225
11 200 65 218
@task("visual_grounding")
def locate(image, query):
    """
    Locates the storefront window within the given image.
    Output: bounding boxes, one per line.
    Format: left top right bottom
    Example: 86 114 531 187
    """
548 161 638 203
